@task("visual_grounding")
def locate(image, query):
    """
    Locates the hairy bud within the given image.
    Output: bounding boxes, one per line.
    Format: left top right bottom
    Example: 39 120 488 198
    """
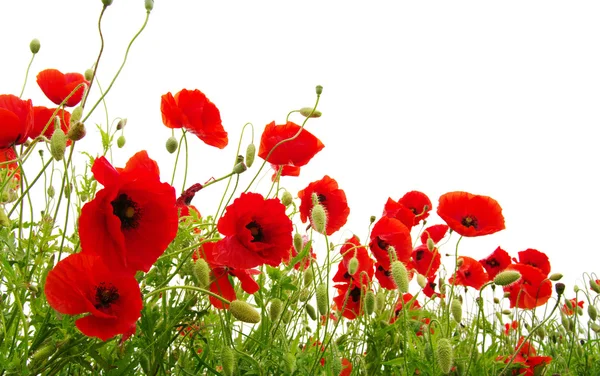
436 338 454 374
229 300 261 324
316 284 328 315
391 261 409 293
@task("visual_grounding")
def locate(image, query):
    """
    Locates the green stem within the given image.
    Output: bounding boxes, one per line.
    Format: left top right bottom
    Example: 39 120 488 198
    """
18 53 36 98
145 285 230 305
81 5 107 108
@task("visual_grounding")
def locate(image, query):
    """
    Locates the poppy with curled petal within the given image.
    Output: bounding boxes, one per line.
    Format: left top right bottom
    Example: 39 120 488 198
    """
258 121 324 167
36 69 88 107
479 246 512 279
369 216 412 267
160 88 228 149
437 191 505 237
79 151 178 273
423 274 444 299
270 164 301 182
333 283 365 320
516 249 551 277
398 191 432 226
449 256 490 290
298 175 350 236
0 94 33 148
503 263 552 309
31 106 71 142
411 244 441 278
420 224 449 245
382 198 415 229
214 192 293 270
44 252 142 341
333 235 374 288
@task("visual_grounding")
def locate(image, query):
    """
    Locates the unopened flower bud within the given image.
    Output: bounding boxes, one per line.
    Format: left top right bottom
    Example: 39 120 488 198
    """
232 162 247 174
391 260 409 293
305 304 317 320
67 121 86 141
493 297 500 304
229 300 261 324
591 322 600 333
193 258 210 288
47 186 55 198
364 290 375 315
145 0 154 11
456 258 464 267
316 283 328 315
436 338 454 374
166 136 178 153
269 298 283 321
311 204 327 234
416 274 427 289
117 135 126 148
348 257 359 276
451 299 462 323
116 118 127 130
299 288 309 302
102 0 113 6
293 233 303 254
303 268 314 287
370 215 376 224
221 346 235 376
548 273 563 281
245 143 256 167
590 279 600 294
30 342 56 369
50 129 67 161
574 285 580 293
375 290 385 314
427 237 435 252
588 304 597 321
84 69 94 82
315 85 323 95
281 191 293 207
555 283 566 296
0 207 10 228
561 313 571 331
502 309 512 315
493 271 521 286
70 106 83 124
299 107 322 118
29 38 41 54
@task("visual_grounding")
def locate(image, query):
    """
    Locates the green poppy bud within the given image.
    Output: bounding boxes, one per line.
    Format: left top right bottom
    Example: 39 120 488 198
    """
269 298 283 322
166 136 178 153
364 290 375 315
588 304 597 321
145 0 154 11
293 233 303 254
416 274 427 289
436 338 454 374
70 106 83 124
305 304 317 321
451 299 462 323
84 69 94 82
284 353 296 374
427 237 435 252
229 300 261 324
245 143 256 167
311 204 327 234
316 283 328 315
348 257 359 276
29 38 41 54
117 135 126 148
299 107 322 118
66 121 86 141
116 118 127 130
102 0 113 6
0 207 10 228
391 261 409 293
50 128 67 161
221 346 235 376
303 268 314 287
281 190 293 207
493 271 521 286
549 273 563 281
193 258 210 288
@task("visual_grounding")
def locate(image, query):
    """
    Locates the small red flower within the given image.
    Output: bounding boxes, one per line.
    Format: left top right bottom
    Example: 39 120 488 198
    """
561 298 584 316
44 253 142 341
0 147 20 184
449 256 490 290
160 88 228 149
0 94 33 148
369 216 412 267
333 283 365 320
437 191 505 237
340 358 352 376
36 69 88 107
298 175 350 235
390 293 422 323
420 224 449 245
31 106 71 142
79 151 178 273
503 263 552 309
398 191 432 226
504 320 519 335
258 121 324 167
411 244 441 278
214 192 293 270
479 246 512 279
515 249 551 277
423 274 444 299
333 235 374 288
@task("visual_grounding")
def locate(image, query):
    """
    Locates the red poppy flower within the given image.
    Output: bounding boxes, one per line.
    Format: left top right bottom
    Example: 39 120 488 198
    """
258 121 324 167
178 204 201 219
31 106 71 142
420 224 449 245
561 297 584 316
369 216 412 267
298 175 350 235
382 197 416 229
333 235 374 288
79 151 178 273
479 246 512 279
437 191 505 237
160 88 228 149
374 262 398 290
398 191 432 226
423 274 444 299
271 164 301 181
515 249 551 277
0 94 33 148
504 320 519 335
0 147 20 184
36 69 89 107
449 256 490 290
340 358 352 376
503 263 552 309
497 338 552 376
333 283 364 320
214 192 293 270
390 293 422 323
44 252 142 341
411 244 441 278
288 235 316 271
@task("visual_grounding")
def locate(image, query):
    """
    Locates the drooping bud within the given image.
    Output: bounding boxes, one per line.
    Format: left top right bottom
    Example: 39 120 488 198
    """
166 136 178 153
590 279 600 294
193 258 210 288
348 257 359 276
299 107 322 118
311 204 327 234
145 0 154 11
305 304 317 321
416 274 427 289
591 322 600 333
451 299 462 323
29 38 41 54
293 233 303 254
281 191 293 207
245 143 256 167
588 304 597 321
303 268 314 287
316 85 323 95
561 313 571 331
50 128 67 161
427 237 435 252
391 261 409 293
555 283 566 296
117 135 126 148
493 297 500 304
316 284 328 315
116 118 127 130
221 346 235 376
547 273 563 281
232 162 247 174
269 298 283 321
84 69 94 82
67 121 86 141
299 289 310 302
436 338 454 374
229 300 261 324
29 342 57 369
102 0 113 6
70 106 83 124
47 186 55 198
493 271 521 286
364 290 375 315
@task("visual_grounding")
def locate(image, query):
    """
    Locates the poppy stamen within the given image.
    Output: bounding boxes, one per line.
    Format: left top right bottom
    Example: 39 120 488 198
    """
94 282 120 310
246 221 264 242
461 215 478 229
111 193 141 229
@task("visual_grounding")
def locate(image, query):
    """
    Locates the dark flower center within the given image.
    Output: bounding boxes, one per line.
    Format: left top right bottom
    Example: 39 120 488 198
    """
94 282 120 310
377 237 389 251
246 221 264 242
343 271 351 280
317 193 326 202
461 215 478 229
111 193 141 229
415 250 424 261
463 270 471 278
377 265 392 277
486 259 499 268
349 286 362 303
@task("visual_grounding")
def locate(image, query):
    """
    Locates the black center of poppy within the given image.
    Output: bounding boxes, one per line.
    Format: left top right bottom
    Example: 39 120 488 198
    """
410 207 417 214
415 250 424 261
461 215 478 229
377 265 392 277
377 237 389 251
486 259 499 268
246 221 264 242
428 281 437 290
343 271 351 280
94 282 120 310
317 194 326 202
349 286 362 303
111 193 141 230
464 270 471 278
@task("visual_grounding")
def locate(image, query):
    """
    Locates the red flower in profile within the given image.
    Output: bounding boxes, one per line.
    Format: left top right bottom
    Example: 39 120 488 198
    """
497 338 552 376
369 216 412 267
298 175 350 235
449 256 490 290
420 224 449 245
390 293 422 323
561 298 584 316
479 246 512 279
437 191 505 237
214 192 293 270
79 151 178 273
503 263 552 309
160 88 228 149
504 320 518 335
271 164 301 181
398 191 432 226
0 147 20 183
411 244 441 278
383 197 416 229
333 235 374 287
423 274 444 299
0 94 33 148
258 121 324 167
36 69 89 107
31 106 71 141
333 283 364 320
44 253 142 341
516 249 551 277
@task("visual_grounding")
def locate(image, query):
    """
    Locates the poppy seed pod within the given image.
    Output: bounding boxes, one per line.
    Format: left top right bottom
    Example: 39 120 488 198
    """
245 143 256 167
145 0 154 11
269 298 283 321
555 283 566 296
316 85 323 95
311 204 327 234
29 38 41 54
84 69 94 82
50 128 67 161
166 136 178 154
102 0 113 6
232 162 247 174
436 338 454 374
391 260 409 293
299 107 322 118
316 283 328 315
229 300 260 324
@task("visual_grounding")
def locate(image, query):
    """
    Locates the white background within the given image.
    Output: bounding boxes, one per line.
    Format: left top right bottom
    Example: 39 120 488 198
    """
1 1 599 294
